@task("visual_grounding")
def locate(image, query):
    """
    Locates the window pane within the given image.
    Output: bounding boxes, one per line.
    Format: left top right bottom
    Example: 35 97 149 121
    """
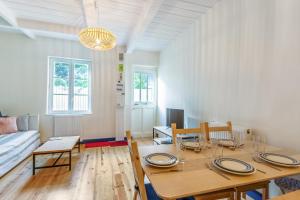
74 64 88 80
73 95 89 111
53 78 69 94
74 79 88 95
53 62 70 95
141 73 148 102
141 73 148 89
147 74 154 103
54 62 69 79
141 88 147 102
133 72 141 102
53 94 68 111
74 64 89 95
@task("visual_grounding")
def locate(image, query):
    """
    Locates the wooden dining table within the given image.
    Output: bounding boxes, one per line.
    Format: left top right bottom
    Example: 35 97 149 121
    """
138 143 300 200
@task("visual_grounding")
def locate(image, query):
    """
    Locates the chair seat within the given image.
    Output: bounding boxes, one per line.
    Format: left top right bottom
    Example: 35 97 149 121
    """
145 183 194 200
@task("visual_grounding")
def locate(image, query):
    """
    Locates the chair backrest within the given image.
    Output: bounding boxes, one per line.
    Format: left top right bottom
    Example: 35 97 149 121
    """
126 131 148 200
202 121 232 141
171 123 207 144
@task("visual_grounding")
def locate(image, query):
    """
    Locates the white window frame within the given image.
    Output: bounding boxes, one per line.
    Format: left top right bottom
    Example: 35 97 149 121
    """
132 66 157 107
47 56 92 115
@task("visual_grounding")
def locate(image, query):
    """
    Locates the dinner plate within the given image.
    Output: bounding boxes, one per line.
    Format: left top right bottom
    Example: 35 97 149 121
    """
144 153 177 166
213 157 256 175
258 153 300 167
146 160 179 168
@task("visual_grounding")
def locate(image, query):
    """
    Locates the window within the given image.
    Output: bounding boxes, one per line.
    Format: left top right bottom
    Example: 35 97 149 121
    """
133 70 156 104
48 57 91 114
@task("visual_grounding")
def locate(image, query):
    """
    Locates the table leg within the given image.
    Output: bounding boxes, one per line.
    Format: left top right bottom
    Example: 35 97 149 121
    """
33 154 36 175
262 183 269 200
69 151 72 171
78 140 81 153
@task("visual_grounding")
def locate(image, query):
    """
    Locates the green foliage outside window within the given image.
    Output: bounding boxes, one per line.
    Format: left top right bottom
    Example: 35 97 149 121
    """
134 72 148 89
54 63 88 88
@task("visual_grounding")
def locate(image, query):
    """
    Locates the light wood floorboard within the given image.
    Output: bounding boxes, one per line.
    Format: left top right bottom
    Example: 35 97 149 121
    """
0 138 154 200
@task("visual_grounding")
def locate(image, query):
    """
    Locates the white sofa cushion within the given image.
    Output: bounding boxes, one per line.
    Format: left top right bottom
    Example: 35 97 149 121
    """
16 115 29 131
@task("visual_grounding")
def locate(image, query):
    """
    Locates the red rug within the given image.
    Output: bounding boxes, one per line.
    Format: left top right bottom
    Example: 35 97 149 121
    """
85 140 128 148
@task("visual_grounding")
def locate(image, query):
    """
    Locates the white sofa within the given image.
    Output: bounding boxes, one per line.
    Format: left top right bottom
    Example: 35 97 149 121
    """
0 116 40 177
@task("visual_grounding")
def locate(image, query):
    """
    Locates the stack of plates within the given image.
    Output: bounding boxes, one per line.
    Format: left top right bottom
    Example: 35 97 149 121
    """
144 153 178 168
213 157 256 175
258 153 300 167
218 139 236 148
181 141 203 152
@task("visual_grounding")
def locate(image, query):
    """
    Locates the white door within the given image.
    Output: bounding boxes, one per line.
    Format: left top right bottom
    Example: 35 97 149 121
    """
131 68 157 137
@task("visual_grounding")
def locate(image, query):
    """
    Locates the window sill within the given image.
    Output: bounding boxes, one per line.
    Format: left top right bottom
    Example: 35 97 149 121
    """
45 112 93 116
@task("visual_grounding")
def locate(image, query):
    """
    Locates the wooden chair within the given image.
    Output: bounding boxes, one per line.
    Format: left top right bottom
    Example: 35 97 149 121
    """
202 121 233 142
171 123 207 144
126 131 148 200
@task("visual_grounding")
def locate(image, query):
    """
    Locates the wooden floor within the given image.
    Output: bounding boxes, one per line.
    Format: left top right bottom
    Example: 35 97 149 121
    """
0 138 153 200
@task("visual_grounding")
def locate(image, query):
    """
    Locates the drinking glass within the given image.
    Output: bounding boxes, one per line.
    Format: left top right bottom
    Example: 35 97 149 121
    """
210 139 223 159
175 136 185 170
258 135 267 153
197 133 206 150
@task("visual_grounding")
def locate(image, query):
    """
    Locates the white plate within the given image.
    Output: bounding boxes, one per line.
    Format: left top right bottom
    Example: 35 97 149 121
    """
258 153 300 167
144 153 177 166
213 158 256 176
146 160 179 168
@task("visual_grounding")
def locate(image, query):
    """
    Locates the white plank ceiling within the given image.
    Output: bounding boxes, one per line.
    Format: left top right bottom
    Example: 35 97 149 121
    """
0 0 219 51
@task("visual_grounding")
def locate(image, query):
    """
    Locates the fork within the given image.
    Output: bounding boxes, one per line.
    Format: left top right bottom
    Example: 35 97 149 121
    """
206 162 231 180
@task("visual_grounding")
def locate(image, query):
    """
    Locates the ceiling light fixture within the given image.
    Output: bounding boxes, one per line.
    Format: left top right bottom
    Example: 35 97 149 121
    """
79 1 116 51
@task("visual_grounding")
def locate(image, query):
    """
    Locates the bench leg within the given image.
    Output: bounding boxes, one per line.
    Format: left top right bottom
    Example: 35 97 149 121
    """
69 151 72 171
33 154 36 175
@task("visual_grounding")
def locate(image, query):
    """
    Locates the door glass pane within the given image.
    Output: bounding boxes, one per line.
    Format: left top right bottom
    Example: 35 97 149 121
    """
147 74 154 103
133 72 141 102
53 62 70 111
141 73 148 102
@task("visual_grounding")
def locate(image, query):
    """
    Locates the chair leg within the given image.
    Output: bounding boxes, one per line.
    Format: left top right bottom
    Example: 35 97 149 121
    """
242 192 246 199
236 191 241 200
229 191 235 200
133 189 138 200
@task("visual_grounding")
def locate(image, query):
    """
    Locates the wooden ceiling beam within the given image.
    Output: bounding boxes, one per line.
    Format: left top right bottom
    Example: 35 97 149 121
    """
126 0 164 53
81 0 97 27
0 1 35 39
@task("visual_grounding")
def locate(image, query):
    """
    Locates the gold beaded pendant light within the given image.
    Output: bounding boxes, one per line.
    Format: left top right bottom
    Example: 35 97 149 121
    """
79 1 116 51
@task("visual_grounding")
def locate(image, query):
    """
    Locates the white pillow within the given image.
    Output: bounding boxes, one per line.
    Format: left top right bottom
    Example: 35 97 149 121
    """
16 115 29 131
28 115 39 130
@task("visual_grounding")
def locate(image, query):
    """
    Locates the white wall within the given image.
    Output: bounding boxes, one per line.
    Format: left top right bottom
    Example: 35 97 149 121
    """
159 0 300 151
0 32 118 141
